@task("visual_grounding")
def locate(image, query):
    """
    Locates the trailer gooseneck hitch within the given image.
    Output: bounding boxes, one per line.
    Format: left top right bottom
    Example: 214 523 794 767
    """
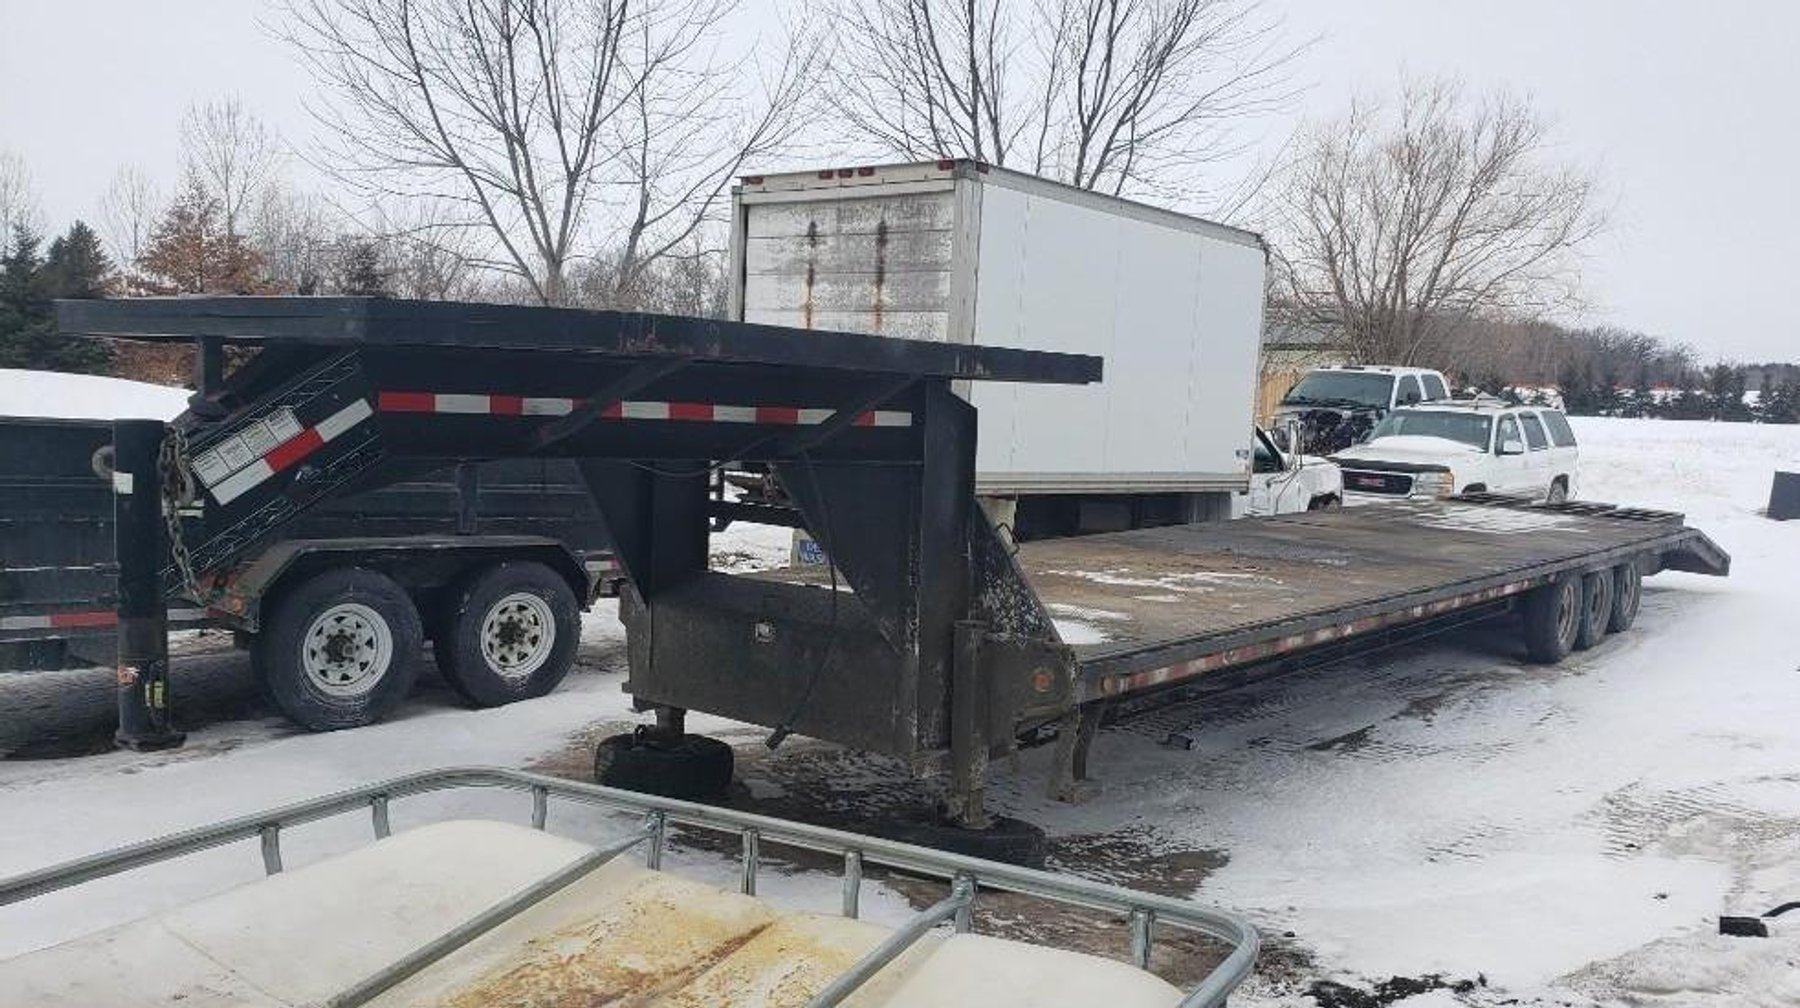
66 297 1101 829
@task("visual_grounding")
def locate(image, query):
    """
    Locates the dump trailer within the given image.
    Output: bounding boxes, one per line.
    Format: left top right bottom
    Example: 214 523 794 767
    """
729 160 1267 537
52 298 1727 851
0 413 613 677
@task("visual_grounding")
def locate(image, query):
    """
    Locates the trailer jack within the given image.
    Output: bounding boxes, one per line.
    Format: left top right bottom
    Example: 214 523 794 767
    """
112 419 184 752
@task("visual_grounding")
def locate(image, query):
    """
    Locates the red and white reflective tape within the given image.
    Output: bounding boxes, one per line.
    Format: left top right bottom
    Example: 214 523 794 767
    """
0 607 209 632
208 399 375 505
376 391 911 428
376 392 578 417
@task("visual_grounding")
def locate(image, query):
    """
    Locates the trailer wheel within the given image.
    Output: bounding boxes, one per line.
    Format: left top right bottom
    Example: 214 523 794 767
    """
889 815 1049 869
594 729 734 800
1573 570 1614 651
1609 560 1643 633
1521 576 1581 664
436 562 580 708
255 568 422 731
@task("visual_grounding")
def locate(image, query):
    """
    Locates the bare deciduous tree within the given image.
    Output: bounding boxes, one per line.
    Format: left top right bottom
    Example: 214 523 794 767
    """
250 183 339 294
182 98 281 241
99 166 165 267
0 150 42 242
828 0 1301 204
1263 77 1607 365
281 0 816 306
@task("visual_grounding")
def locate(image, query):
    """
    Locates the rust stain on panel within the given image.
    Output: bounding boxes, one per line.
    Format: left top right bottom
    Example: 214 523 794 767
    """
802 220 819 330
872 219 888 333
436 883 774 1007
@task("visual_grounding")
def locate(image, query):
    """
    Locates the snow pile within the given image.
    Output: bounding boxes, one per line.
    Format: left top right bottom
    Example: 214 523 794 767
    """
0 368 188 420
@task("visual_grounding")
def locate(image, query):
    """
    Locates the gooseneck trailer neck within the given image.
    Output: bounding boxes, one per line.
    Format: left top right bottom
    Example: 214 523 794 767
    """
55 297 1728 829
57 297 1099 821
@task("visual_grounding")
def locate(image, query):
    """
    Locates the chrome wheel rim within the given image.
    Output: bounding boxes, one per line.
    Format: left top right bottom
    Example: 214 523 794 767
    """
302 603 393 697
480 592 555 681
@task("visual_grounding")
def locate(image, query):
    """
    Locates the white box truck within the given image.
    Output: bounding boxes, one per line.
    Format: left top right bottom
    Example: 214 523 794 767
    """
728 159 1269 538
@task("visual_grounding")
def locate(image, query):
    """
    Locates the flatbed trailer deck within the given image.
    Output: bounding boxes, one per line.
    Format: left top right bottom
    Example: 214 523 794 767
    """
754 492 1726 779
1022 495 1726 702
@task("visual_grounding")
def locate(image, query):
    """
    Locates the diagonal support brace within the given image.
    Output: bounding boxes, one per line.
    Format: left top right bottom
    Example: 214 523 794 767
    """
530 358 689 451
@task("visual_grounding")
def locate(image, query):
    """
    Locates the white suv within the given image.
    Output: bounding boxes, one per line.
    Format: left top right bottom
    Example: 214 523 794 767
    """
1333 401 1580 502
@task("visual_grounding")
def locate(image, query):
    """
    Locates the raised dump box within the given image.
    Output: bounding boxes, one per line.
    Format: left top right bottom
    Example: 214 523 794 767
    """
0 767 1256 1007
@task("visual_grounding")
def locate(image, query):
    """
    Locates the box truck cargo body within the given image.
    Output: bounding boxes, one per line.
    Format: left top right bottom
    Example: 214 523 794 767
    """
729 160 1267 537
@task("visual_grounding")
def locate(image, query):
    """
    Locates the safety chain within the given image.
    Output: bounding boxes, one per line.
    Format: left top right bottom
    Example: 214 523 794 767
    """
157 425 219 605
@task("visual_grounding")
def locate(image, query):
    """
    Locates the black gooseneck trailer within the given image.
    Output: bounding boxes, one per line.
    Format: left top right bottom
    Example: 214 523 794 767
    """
46 297 1729 839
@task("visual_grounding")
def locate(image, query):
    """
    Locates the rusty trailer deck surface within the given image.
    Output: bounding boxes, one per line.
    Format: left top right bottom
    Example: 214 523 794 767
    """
1012 497 1728 702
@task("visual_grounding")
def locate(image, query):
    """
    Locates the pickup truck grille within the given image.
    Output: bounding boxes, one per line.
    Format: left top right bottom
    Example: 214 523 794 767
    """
1342 469 1415 496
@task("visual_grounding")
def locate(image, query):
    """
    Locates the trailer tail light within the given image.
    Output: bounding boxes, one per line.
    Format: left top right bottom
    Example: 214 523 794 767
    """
857 166 875 176
818 170 835 179
740 175 764 184
936 159 956 170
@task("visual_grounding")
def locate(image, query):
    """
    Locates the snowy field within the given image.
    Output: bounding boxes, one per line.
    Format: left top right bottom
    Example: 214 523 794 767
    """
1 413 1798 1006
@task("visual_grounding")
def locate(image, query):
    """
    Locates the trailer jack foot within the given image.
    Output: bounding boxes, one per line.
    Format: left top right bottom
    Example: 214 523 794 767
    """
115 729 186 753
1049 704 1104 804
594 726 733 801
889 814 1048 869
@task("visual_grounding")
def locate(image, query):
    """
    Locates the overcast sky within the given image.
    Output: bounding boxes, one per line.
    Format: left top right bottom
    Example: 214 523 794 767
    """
2 0 1794 362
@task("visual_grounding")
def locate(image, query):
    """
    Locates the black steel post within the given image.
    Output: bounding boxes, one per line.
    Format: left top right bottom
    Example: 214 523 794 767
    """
113 419 184 751
948 620 991 828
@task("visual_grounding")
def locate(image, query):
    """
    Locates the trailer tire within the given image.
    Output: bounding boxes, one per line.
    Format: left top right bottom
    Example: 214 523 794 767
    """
1609 560 1643 633
594 729 734 800
1307 494 1341 511
889 815 1049 869
1573 570 1614 651
1521 576 1581 664
255 568 422 731
1546 478 1569 504
436 562 580 708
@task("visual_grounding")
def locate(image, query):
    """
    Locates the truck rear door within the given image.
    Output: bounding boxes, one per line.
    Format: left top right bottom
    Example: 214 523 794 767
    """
736 186 957 341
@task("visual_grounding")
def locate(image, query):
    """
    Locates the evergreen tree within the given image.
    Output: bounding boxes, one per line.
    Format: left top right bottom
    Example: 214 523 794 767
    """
335 239 391 297
1763 380 1800 424
0 225 52 368
1630 366 1656 419
42 222 115 297
37 221 117 371
0 223 117 372
1704 364 1751 422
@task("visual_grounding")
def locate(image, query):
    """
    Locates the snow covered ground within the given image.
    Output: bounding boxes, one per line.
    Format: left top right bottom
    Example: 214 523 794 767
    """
0 368 188 420
1 414 1797 1006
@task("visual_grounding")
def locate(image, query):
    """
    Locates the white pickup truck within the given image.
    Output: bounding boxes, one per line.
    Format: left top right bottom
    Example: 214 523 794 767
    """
1334 400 1581 502
1271 365 1452 454
1244 425 1342 516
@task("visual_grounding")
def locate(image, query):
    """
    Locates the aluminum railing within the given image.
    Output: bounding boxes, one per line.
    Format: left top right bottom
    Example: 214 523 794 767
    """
0 766 1258 1007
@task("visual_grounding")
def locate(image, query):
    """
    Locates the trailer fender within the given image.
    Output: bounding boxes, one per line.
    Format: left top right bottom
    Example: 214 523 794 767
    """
212 535 591 633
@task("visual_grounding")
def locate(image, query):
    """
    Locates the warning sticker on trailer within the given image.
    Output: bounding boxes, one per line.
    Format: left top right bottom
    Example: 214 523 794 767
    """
266 409 304 443
191 407 303 488
237 419 278 457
